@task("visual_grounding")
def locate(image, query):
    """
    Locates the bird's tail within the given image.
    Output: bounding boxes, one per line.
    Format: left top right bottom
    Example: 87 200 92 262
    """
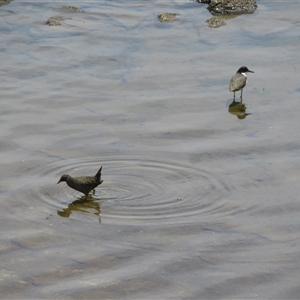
95 166 103 184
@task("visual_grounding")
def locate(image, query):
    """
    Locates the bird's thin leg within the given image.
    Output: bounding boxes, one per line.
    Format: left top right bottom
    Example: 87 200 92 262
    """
233 91 236 100
240 89 243 101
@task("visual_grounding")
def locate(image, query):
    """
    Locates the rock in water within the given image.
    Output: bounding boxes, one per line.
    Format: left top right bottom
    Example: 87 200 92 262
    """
57 166 103 196
157 13 179 23
208 0 257 15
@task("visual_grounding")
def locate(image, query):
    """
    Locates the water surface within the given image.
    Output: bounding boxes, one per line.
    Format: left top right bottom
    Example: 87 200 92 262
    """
1 0 300 298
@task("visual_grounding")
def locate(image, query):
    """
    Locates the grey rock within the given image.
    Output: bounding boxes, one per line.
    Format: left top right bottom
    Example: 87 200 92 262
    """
208 0 257 15
46 16 71 26
206 16 226 28
157 13 179 23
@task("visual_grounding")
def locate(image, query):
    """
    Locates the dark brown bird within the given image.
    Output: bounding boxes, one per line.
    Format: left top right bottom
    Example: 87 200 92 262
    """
57 166 103 196
229 66 254 99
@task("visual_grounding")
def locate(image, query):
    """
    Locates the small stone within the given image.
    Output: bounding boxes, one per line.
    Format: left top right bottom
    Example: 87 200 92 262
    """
61 6 83 12
0 0 13 7
46 16 66 26
157 13 179 23
205 16 226 28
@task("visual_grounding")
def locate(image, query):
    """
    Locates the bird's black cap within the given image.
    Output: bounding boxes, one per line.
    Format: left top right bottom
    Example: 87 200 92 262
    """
237 66 254 73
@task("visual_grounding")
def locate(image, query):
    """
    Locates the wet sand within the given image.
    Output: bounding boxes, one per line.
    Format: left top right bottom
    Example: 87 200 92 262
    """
1 1 300 299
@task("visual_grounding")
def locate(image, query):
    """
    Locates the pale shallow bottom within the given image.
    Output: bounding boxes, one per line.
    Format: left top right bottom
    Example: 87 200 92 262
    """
1 1 300 299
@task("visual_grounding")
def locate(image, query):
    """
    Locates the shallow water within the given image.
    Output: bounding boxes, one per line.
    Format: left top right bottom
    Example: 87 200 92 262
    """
1 0 300 298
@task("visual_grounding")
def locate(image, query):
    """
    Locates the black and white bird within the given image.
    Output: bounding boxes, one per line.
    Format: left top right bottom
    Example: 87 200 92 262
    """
229 66 254 99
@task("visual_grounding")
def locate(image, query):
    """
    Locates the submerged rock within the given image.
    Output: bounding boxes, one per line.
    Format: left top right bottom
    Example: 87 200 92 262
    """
205 16 226 28
46 16 65 26
61 5 83 12
46 16 69 26
0 0 13 7
157 13 179 23
207 0 257 15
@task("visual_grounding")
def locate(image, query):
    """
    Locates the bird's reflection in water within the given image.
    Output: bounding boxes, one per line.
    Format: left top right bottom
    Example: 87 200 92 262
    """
57 196 102 223
228 99 252 119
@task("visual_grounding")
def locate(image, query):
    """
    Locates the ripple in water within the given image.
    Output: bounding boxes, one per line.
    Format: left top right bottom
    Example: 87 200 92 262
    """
41 157 231 225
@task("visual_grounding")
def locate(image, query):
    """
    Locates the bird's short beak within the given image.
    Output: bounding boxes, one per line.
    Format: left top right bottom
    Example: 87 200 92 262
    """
57 179 61 184
249 70 254 73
